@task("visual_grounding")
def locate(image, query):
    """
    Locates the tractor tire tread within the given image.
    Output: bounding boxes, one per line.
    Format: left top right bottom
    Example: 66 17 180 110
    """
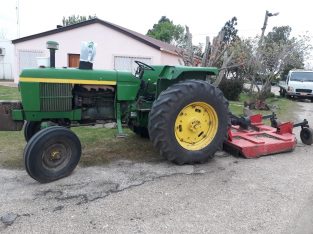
148 79 229 164
24 126 81 183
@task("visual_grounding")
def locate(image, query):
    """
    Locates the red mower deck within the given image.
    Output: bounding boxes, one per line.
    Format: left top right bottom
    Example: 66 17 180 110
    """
224 114 298 158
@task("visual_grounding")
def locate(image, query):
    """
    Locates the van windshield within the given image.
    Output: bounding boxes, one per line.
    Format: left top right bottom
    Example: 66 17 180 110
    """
290 72 313 82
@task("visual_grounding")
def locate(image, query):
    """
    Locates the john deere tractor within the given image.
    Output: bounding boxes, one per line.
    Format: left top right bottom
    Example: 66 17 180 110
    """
0 41 229 183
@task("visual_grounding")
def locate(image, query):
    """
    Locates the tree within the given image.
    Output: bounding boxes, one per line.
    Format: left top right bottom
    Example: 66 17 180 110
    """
255 26 310 99
201 17 241 87
181 26 194 66
147 16 185 46
262 26 302 74
237 25 312 103
62 15 97 26
202 17 239 68
222 17 239 44
193 43 204 57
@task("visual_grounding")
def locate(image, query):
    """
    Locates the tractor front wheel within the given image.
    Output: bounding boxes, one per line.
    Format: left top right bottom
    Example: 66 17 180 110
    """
148 80 229 164
24 126 81 183
24 121 42 142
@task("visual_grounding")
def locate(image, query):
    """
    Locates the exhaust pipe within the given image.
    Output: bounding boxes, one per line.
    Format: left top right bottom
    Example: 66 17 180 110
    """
46 41 59 68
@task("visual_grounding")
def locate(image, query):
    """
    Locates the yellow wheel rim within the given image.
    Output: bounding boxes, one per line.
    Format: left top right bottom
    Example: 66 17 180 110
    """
174 102 218 151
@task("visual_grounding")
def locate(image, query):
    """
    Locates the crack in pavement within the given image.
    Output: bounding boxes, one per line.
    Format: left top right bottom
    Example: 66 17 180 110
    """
37 170 206 206
0 159 227 229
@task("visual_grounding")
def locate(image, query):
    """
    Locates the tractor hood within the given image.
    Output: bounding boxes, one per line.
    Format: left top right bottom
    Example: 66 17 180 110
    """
19 68 119 85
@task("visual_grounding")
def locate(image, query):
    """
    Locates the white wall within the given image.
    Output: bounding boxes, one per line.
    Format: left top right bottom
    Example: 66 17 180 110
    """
13 23 182 82
161 51 184 65
0 40 14 80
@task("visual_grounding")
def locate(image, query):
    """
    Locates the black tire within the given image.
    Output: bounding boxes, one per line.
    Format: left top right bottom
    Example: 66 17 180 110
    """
300 127 313 145
24 121 42 142
132 126 149 138
23 126 81 183
148 80 229 164
128 121 149 138
279 88 286 97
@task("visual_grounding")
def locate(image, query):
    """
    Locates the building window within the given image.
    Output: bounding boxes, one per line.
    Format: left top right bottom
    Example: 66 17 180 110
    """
18 50 44 73
114 56 151 73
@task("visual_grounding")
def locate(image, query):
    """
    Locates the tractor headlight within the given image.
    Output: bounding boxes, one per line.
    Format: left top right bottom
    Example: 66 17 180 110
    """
288 86 294 92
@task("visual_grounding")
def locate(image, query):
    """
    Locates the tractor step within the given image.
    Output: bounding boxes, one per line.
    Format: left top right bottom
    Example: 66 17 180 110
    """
224 113 311 158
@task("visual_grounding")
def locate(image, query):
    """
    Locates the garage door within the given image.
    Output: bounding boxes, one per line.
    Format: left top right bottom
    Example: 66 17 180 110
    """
114 56 151 73
18 50 44 74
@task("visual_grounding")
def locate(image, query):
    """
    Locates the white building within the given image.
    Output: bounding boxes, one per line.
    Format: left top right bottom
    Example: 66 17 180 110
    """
12 18 184 82
0 40 14 80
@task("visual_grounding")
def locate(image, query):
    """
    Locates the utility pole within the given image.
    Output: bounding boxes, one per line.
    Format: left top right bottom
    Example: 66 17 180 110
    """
16 0 20 38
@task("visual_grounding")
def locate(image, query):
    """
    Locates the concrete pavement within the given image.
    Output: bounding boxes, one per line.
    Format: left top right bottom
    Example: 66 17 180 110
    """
0 102 312 233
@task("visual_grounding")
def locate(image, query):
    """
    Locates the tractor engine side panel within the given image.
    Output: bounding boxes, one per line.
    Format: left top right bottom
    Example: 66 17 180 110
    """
20 82 72 112
73 85 115 120
18 81 81 121
116 71 140 101
19 82 41 111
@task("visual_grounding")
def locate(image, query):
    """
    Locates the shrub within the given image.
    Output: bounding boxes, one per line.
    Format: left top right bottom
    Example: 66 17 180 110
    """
219 79 244 101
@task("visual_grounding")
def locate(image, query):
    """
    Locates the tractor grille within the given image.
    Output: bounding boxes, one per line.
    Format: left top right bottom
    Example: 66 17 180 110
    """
295 89 312 93
40 83 72 111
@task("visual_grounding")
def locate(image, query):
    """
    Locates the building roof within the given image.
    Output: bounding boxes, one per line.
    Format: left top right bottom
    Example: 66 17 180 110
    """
11 18 182 56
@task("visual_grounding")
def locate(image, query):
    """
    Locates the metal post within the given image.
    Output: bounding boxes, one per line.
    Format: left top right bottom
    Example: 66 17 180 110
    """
46 41 59 68
49 49 55 68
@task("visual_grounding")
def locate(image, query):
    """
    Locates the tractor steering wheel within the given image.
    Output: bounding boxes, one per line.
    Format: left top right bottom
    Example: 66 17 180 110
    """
134 60 155 71
134 60 154 79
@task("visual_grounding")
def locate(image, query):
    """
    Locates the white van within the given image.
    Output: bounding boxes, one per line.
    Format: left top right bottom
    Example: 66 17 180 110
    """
279 70 313 101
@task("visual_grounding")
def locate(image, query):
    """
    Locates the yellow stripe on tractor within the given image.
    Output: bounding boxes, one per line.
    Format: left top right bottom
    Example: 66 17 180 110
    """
19 77 117 85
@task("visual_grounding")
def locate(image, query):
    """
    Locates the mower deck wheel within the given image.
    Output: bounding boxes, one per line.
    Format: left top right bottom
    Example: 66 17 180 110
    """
300 127 313 145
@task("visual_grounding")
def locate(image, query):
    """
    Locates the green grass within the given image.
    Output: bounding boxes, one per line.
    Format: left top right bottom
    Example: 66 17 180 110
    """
0 86 24 167
72 127 159 167
0 85 20 100
0 125 160 169
0 131 25 168
0 85 300 169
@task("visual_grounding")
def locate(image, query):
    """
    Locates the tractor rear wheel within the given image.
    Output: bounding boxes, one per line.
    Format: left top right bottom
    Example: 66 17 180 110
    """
24 126 81 183
148 80 229 164
24 121 42 142
132 126 149 138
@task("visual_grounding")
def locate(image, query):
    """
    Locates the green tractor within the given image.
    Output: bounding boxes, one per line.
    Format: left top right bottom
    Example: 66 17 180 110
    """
0 42 229 183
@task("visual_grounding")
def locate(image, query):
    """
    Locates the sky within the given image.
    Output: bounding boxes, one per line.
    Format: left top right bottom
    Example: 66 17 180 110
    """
1 0 312 60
